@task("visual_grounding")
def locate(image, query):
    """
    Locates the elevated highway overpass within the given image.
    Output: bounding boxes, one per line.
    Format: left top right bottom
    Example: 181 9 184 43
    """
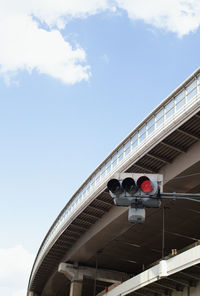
28 68 200 296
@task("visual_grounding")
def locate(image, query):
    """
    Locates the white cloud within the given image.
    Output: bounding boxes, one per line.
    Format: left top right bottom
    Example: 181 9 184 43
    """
115 0 200 37
12 289 27 296
0 0 200 84
0 12 91 84
30 0 110 28
0 0 110 84
0 245 35 296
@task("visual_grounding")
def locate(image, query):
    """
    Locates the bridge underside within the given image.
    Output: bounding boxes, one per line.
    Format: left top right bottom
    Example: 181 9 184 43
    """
31 111 200 296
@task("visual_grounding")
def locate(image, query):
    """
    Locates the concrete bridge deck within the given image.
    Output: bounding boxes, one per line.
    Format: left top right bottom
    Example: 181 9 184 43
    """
28 68 200 296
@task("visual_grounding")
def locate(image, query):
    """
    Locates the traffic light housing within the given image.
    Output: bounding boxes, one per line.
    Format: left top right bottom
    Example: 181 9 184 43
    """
107 173 163 223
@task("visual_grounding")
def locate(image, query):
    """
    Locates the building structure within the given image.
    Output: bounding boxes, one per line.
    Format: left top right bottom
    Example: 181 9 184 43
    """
28 68 200 296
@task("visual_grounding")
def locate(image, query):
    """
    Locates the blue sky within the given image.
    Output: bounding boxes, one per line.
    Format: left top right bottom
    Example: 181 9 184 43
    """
0 1 200 295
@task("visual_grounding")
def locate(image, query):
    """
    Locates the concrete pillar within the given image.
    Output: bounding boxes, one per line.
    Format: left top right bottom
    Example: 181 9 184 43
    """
58 262 128 284
28 292 39 296
58 262 128 296
69 280 83 296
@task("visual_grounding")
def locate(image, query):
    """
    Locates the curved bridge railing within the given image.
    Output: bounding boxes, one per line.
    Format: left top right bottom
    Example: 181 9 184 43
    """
29 68 200 287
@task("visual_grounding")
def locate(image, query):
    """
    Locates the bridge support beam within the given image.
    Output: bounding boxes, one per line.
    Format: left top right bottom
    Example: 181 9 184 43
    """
58 262 128 296
58 262 128 283
58 263 84 296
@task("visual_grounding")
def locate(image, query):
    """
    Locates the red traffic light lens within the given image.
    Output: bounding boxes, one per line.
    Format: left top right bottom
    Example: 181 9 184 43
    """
140 180 153 193
137 176 153 193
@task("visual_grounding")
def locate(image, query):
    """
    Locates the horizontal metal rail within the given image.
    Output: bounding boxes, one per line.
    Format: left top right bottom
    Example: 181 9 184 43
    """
104 244 200 296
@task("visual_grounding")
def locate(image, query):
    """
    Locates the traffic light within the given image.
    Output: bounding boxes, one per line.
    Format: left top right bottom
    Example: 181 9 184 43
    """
107 173 163 223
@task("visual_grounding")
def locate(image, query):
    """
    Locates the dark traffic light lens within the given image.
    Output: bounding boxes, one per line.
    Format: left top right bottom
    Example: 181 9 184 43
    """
107 179 121 194
122 178 137 194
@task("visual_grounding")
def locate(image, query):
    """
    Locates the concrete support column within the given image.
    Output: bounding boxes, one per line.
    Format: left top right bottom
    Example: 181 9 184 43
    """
58 262 128 296
58 263 84 296
58 262 128 285
28 292 39 296
69 280 83 296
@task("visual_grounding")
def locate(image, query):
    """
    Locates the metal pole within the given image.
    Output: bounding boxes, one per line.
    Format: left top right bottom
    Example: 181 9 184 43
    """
93 254 98 296
162 206 165 259
161 192 200 198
